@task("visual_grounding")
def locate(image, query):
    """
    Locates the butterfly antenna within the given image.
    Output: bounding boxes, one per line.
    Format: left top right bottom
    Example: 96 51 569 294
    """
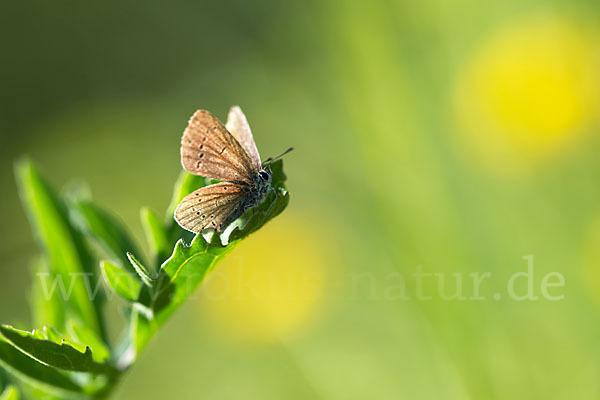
262 147 294 166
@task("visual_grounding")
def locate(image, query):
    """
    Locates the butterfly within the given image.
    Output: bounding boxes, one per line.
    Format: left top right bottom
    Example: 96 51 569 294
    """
174 106 292 234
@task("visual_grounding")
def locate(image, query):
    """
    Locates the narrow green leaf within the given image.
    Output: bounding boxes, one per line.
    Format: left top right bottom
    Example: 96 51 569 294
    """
131 307 154 358
69 199 139 273
0 337 82 394
29 258 65 335
67 323 111 364
100 261 141 302
126 252 156 288
0 385 19 400
0 326 115 375
15 159 101 336
140 207 171 265
112 304 155 369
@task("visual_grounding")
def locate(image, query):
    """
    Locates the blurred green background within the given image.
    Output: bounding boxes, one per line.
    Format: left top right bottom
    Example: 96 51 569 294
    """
1 0 600 399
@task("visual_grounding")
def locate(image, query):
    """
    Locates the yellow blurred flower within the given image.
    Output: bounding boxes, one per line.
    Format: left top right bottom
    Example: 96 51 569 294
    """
198 214 332 344
454 15 599 174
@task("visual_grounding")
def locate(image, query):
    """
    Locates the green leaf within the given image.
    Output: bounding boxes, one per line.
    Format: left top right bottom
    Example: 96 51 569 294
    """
42 327 63 344
29 258 65 332
0 386 17 400
69 199 140 273
0 385 19 400
100 260 141 302
269 159 288 187
29 330 45 341
0 326 116 376
0 337 82 395
130 308 154 359
67 323 111 364
15 159 101 336
152 234 236 325
38 327 88 356
140 207 171 265
126 252 156 288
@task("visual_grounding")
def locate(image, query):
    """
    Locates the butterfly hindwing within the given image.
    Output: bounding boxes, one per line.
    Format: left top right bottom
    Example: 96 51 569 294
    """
174 182 248 233
181 110 257 182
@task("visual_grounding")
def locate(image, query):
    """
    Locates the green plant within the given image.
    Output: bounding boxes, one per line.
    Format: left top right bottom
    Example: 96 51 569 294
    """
0 158 289 399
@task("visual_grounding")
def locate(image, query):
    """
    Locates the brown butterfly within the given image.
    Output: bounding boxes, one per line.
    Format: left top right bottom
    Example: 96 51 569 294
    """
174 106 292 233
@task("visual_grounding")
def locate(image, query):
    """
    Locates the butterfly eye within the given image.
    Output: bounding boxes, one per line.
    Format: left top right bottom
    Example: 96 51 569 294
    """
259 171 271 181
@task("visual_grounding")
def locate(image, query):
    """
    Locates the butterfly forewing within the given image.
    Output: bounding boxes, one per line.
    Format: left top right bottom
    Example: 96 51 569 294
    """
225 106 262 169
181 110 257 182
174 182 247 233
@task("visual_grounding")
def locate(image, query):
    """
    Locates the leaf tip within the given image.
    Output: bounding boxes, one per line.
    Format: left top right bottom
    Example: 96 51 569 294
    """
13 155 33 172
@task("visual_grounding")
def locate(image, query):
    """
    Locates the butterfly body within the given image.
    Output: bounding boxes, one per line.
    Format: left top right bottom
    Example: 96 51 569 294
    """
174 107 284 234
245 170 273 207
221 170 272 229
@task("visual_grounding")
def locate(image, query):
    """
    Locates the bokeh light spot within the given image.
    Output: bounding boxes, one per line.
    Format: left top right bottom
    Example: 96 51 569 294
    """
199 214 330 344
454 15 600 173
